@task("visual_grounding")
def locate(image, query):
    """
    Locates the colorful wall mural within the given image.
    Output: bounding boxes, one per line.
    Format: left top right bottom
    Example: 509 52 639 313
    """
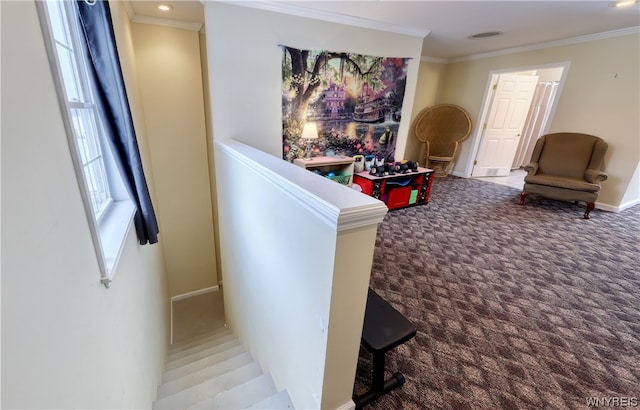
281 46 410 163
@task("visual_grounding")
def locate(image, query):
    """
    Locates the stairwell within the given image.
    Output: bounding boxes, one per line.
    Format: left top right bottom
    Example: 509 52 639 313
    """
154 290 293 409
153 327 293 409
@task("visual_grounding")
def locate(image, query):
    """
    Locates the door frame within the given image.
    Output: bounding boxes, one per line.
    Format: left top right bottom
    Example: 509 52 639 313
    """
471 73 539 177
462 61 571 178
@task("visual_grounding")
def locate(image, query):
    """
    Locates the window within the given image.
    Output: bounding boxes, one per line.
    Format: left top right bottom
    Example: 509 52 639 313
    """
38 0 136 285
71 106 112 221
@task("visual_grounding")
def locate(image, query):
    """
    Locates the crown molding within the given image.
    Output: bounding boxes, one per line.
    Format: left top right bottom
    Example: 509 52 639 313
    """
122 0 135 21
121 0 203 31
131 15 203 32
420 55 449 64
221 1 430 38
448 26 640 63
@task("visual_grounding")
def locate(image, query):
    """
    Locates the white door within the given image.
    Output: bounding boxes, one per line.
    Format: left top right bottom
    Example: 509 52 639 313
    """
472 74 538 177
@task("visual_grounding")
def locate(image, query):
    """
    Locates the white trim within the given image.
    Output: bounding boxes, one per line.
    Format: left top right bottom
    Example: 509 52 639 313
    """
420 55 449 64
98 200 136 281
335 400 356 410
215 140 388 232
337 205 389 231
170 298 173 345
221 1 430 38
448 26 640 63
463 72 499 178
131 15 203 31
596 198 640 213
596 202 618 213
617 197 640 212
121 0 202 31
170 285 220 303
36 1 137 288
463 61 571 178
122 0 134 20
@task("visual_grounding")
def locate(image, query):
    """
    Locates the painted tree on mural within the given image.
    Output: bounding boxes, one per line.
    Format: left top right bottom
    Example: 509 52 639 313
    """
283 47 385 121
282 46 391 161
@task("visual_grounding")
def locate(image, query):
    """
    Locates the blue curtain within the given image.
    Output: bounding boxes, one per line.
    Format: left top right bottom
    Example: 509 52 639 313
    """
76 0 159 245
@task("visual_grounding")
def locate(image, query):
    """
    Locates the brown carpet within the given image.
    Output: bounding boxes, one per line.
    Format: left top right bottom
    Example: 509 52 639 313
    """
354 176 640 409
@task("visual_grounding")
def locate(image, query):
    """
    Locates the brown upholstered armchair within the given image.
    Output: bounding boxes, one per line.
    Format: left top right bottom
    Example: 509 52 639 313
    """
518 132 608 219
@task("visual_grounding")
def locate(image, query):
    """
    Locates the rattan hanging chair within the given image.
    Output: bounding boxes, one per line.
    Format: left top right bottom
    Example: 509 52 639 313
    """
414 104 472 177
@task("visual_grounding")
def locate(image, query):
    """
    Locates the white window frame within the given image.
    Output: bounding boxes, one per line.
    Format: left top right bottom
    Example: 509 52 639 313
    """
37 0 135 286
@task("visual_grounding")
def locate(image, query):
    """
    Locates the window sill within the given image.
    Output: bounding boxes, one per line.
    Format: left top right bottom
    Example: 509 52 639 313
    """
98 200 135 285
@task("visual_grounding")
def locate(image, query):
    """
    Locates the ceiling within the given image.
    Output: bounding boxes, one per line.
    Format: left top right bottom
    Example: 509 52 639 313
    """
127 1 640 61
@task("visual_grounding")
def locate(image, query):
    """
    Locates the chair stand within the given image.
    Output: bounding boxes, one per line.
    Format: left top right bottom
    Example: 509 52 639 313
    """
518 192 528 206
519 192 595 219
584 202 595 219
427 159 451 177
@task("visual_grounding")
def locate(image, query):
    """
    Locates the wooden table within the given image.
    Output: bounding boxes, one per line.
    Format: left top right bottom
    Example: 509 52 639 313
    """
294 156 355 186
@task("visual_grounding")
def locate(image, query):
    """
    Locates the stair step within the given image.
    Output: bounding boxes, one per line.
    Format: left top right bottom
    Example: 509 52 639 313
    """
166 339 241 371
168 332 235 362
163 344 247 383
170 327 230 353
248 390 294 409
153 361 263 410
158 351 254 398
188 373 277 409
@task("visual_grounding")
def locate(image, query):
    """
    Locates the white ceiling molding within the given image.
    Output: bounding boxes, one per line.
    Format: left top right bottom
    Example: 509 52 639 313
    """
420 56 449 64
131 15 203 32
122 1 135 21
222 1 430 38
449 26 640 64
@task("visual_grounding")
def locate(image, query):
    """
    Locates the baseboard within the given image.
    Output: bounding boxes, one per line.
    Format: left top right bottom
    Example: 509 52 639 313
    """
335 400 356 410
453 173 637 214
595 202 619 213
595 198 640 213
170 285 219 302
616 197 640 212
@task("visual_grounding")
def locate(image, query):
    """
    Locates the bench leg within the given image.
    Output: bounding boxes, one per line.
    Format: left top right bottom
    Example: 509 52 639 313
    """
372 351 386 392
354 351 407 409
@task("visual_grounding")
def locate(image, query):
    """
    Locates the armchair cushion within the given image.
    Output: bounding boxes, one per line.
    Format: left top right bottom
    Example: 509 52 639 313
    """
536 133 596 179
525 174 601 192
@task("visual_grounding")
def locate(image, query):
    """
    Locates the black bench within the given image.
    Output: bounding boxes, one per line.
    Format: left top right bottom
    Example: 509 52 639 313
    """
353 288 417 408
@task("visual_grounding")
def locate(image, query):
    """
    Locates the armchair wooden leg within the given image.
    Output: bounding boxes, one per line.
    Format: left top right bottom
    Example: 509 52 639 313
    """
584 202 595 219
518 192 528 205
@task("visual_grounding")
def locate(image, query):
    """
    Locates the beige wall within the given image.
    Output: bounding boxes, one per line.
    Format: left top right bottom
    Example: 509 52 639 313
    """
205 2 424 162
427 32 639 209
204 2 422 408
131 23 217 296
1 2 169 408
199 28 222 284
406 60 449 163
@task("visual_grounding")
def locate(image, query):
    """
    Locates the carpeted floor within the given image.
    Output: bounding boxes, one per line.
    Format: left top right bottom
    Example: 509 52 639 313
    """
354 176 640 409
